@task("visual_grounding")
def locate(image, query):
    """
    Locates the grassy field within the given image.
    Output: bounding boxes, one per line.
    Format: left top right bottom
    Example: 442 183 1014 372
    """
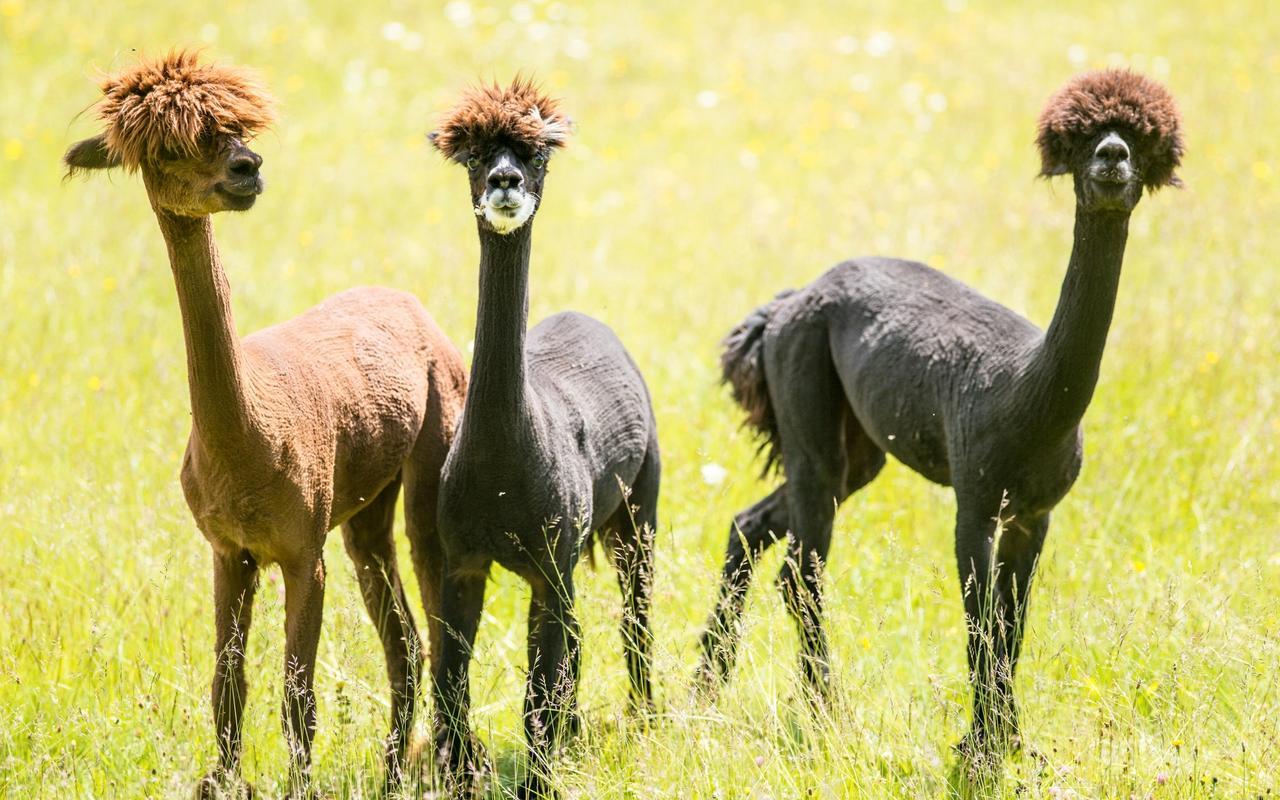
2 0 1278 797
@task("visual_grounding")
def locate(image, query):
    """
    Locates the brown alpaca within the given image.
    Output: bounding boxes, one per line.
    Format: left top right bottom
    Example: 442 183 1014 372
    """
63 50 467 797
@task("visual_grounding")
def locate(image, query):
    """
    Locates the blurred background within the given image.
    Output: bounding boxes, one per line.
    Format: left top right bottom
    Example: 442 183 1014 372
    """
1 1 1277 797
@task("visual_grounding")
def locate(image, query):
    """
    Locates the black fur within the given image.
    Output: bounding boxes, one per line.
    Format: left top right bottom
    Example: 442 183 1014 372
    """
431 85 659 799
719 289 794 476
697 71 1183 762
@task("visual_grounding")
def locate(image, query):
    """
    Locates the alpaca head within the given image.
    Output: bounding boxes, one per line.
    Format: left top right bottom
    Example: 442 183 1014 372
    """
431 78 571 235
1036 69 1183 213
64 49 276 217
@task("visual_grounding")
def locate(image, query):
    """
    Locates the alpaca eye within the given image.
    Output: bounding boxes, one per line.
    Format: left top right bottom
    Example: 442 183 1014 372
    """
466 157 481 171
530 155 546 169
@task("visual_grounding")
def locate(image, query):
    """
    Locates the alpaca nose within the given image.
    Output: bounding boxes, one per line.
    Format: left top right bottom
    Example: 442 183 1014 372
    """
488 168 523 191
1094 134 1130 165
228 150 262 178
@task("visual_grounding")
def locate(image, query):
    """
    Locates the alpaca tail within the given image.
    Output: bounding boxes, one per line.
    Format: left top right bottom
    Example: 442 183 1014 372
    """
720 289 795 476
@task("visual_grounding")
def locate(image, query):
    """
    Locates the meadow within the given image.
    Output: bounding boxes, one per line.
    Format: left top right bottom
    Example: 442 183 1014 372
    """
2 0 1278 797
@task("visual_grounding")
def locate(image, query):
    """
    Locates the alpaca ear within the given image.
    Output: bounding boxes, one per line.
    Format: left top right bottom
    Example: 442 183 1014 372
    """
425 130 453 156
427 130 470 163
1036 131 1074 180
63 134 120 176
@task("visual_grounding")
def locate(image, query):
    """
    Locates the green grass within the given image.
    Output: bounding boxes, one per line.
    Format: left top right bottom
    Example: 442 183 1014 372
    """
2 0 1278 797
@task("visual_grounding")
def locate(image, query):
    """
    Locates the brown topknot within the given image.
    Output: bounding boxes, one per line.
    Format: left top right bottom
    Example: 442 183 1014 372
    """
1036 69 1183 191
91 49 276 171
432 77 570 160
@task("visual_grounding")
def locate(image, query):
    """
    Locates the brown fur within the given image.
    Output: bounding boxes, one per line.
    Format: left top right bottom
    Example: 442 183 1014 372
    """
1036 68 1183 190
64 51 466 797
431 76 570 159
94 48 276 171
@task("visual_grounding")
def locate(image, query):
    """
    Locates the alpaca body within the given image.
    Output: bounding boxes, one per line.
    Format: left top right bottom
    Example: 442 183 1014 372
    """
429 81 659 798
153 208 465 798
774 256 1083 516
64 51 468 796
432 226 660 797
182 285 457 562
697 69 1182 761
440 310 654 577
700 212 1126 751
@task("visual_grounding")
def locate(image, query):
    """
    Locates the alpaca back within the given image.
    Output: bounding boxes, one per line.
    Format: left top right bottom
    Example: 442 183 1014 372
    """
527 311 654 525
238 286 465 523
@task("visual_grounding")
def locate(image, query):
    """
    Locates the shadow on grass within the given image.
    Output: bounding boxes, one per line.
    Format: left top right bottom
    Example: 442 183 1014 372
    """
394 708 663 799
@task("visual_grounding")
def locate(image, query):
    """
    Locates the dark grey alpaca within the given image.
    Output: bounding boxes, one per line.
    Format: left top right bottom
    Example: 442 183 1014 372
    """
696 70 1184 756
429 80 660 797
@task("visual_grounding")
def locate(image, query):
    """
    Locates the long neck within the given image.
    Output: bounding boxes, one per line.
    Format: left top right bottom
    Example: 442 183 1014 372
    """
461 223 533 431
1023 206 1130 433
154 210 257 450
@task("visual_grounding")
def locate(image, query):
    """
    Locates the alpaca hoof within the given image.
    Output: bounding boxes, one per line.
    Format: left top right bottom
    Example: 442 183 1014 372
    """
955 712 1021 757
690 663 724 704
946 743 1004 796
628 697 659 724
195 771 254 800
953 725 1015 774
689 682 714 706
953 730 987 760
434 735 490 798
1008 733 1047 766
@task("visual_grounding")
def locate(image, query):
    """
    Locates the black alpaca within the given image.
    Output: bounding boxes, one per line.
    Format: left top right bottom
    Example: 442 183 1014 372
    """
429 80 660 797
696 70 1184 755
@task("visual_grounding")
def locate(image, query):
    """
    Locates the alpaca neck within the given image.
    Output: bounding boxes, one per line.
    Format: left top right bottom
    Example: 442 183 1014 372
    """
461 223 534 436
154 210 257 452
1024 206 1130 434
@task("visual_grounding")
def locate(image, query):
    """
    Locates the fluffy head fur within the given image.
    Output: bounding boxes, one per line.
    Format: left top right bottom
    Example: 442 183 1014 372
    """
91 49 276 171
432 77 570 159
1036 69 1183 190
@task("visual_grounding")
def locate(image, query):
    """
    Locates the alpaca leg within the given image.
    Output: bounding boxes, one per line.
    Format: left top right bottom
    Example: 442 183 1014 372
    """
199 550 259 798
771 341 850 703
432 567 488 793
777 469 840 702
776 414 884 701
611 444 659 712
280 551 326 797
521 574 580 799
953 499 1006 758
695 484 789 693
989 513 1049 747
404 431 450 685
341 475 422 790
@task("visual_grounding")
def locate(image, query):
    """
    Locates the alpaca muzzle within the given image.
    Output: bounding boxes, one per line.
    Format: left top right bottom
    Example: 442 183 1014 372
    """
1083 131 1140 210
478 186 536 233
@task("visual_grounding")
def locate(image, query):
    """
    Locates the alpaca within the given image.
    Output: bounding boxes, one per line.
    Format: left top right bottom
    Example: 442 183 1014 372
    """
695 70 1184 756
428 80 660 797
63 51 467 796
